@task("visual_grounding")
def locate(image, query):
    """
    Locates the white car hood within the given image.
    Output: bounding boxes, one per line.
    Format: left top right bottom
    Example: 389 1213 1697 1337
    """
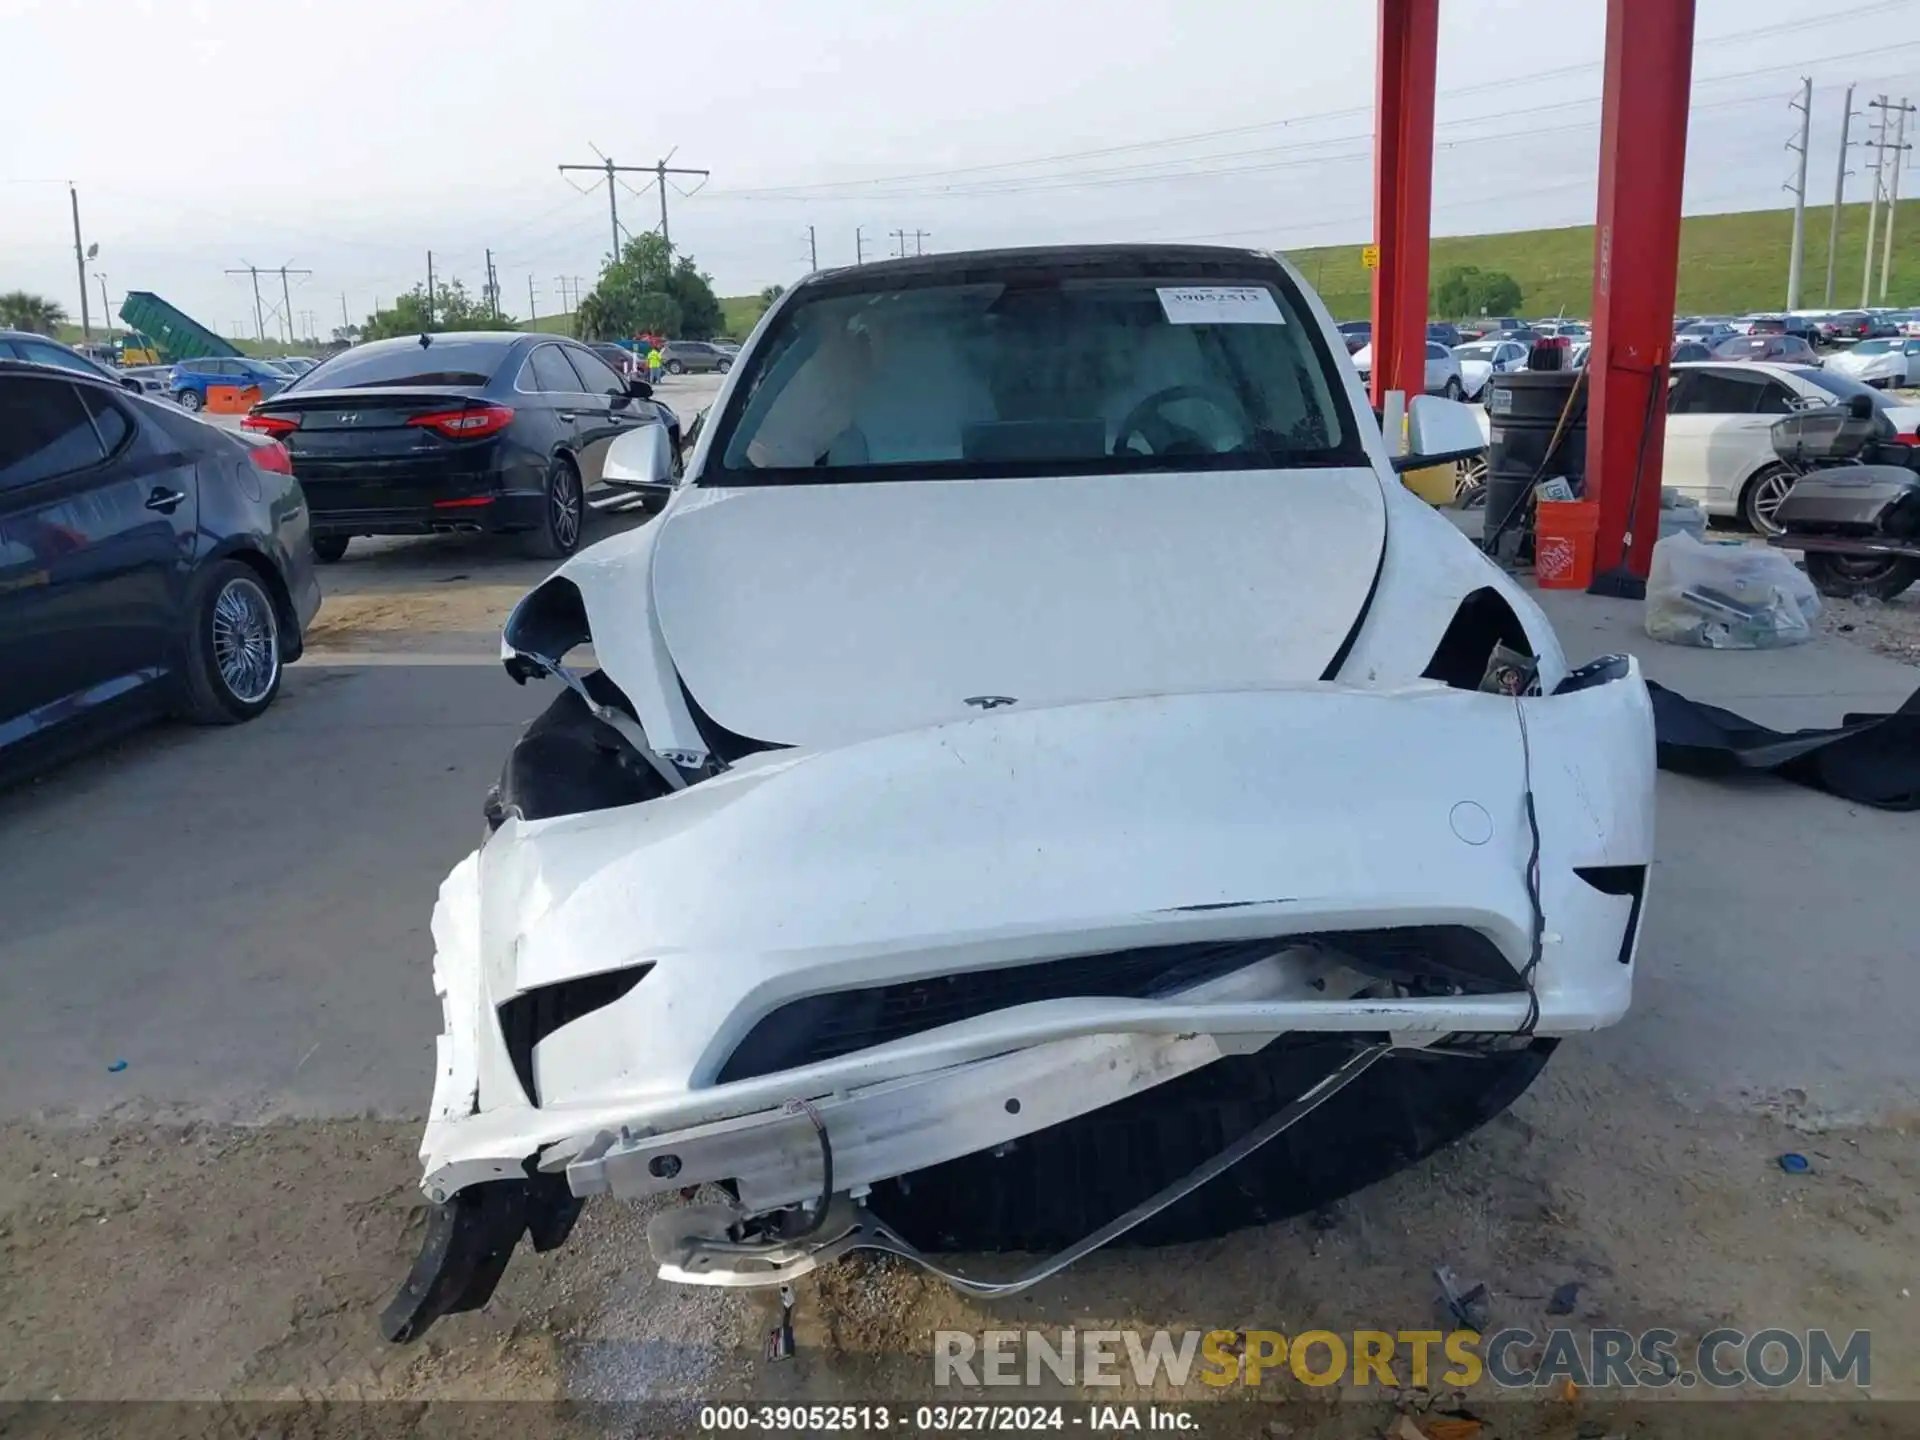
1457 359 1494 394
1827 350 1901 381
648 469 1388 749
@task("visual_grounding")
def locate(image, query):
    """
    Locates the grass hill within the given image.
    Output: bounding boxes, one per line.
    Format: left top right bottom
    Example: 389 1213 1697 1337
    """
1287 199 1920 320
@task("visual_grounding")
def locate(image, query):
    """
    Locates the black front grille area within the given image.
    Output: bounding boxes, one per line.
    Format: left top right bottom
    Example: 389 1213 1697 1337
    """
714 927 1521 1084
498 963 653 1105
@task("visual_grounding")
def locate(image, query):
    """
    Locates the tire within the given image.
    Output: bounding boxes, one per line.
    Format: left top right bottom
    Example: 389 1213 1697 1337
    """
522 456 584 559
716 359 732 374
175 389 203 412
1804 551 1920 602
1741 464 1798 536
665 359 685 375
865 1037 1556 1252
311 534 349 564
1443 377 1464 400
177 560 283 725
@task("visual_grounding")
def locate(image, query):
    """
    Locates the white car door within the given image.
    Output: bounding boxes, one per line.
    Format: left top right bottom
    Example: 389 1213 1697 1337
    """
1662 367 1780 516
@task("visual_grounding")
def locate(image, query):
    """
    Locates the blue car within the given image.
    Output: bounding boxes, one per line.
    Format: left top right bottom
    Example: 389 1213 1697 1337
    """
167 355 289 411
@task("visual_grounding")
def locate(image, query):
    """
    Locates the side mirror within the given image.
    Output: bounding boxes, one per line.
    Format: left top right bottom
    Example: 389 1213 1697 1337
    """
602 419 675 489
627 377 653 400
121 376 143 394
1394 395 1487 472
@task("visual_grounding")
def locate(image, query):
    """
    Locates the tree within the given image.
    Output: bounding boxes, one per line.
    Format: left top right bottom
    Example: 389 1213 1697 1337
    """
0 291 68 335
1432 265 1524 320
574 234 725 340
751 283 786 326
360 279 516 341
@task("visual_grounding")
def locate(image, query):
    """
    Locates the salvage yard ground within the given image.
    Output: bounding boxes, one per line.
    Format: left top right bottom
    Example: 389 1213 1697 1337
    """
2 380 1916 1420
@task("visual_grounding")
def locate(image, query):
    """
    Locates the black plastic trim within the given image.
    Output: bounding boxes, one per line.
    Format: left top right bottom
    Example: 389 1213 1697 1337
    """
1576 863 1648 966
497 964 653 1105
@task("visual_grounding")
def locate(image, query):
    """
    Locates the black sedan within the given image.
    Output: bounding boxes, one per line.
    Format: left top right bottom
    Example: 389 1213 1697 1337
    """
243 332 676 561
0 359 320 778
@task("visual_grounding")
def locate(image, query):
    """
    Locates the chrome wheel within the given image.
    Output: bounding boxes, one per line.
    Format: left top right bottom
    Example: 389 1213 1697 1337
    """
211 576 279 704
1454 455 1488 509
550 463 582 551
1745 468 1795 535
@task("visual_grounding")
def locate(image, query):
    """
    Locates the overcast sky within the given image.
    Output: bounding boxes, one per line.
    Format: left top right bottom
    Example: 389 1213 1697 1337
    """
4 0 1917 339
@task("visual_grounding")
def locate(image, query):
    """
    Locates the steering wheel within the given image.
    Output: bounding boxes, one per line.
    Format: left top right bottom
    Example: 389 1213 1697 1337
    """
1113 384 1251 458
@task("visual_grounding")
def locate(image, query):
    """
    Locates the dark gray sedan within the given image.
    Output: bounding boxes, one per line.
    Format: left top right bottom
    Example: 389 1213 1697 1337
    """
0 359 320 778
660 340 733 375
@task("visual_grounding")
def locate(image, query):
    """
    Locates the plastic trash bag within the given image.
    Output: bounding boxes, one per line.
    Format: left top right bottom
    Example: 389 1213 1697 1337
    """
1643 532 1822 649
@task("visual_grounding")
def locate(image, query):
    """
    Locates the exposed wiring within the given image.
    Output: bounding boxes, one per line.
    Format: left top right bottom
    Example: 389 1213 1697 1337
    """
1512 698 1545 1037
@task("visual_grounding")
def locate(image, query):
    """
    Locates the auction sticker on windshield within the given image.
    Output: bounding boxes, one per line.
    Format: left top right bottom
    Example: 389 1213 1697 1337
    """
1157 286 1285 325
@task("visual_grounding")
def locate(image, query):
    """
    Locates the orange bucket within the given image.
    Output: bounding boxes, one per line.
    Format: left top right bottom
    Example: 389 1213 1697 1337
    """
1534 499 1600 589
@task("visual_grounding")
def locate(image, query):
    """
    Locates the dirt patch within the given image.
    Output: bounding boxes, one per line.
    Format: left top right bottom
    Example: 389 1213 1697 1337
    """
1822 590 1920 667
304 586 532 648
4 1063 1913 1406
0 1119 583 1401
776 1060 1920 1404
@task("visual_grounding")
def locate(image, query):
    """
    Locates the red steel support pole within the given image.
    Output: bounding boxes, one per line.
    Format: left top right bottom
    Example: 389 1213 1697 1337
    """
1584 0 1695 589
1369 0 1439 412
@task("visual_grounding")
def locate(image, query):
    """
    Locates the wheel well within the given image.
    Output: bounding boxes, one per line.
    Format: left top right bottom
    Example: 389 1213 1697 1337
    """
218 546 301 662
1738 460 1791 510
1421 586 1532 690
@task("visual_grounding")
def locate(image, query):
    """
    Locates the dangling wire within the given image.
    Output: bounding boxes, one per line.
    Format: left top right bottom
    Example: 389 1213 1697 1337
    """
1512 698 1545 1036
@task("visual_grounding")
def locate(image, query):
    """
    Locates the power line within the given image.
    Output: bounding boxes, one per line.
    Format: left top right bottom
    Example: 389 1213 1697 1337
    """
696 38 1920 206
557 147 710 264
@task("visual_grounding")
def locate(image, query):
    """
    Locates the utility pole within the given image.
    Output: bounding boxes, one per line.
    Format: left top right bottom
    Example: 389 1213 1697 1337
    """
279 264 300 343
808 224 818 270
340 292 351 335
653 152 707 261
1865 95 1892 306
426 251 437 327
93 272 111 336
1826 85 1856 307
558 150 709 264
913 228 931 256
227 264 268 341
1786 78 1812 310
1878 99 1914 302
484 248 499 318
554 276 570 319
528 274 538 322
69 183 92 344
855 227 867 265
891 227 909 258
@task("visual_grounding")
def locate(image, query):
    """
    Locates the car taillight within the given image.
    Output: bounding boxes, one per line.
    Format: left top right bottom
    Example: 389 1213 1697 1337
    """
241 412 300 437
250 441 294 475
406 404 514 439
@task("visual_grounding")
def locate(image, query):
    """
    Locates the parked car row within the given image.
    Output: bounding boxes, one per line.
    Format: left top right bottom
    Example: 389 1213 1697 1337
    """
1461 359 1918 535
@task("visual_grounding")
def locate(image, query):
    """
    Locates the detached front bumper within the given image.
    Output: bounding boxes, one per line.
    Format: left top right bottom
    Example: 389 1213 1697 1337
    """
391 660 1653 1335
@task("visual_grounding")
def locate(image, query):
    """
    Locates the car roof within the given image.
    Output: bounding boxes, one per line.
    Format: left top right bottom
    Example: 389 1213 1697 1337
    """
802 242 1285 288
0 355 125 387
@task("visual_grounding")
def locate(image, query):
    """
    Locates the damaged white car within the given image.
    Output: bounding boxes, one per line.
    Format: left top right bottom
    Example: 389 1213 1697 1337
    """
383 245 1655 1342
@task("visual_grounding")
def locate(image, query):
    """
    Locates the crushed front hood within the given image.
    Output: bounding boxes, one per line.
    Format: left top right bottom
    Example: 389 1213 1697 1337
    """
649 469 1387 748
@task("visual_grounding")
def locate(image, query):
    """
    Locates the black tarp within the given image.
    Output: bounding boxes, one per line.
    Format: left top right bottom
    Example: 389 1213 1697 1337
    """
1648 680 1920 810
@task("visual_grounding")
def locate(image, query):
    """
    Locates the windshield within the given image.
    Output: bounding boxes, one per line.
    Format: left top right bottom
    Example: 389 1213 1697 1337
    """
711 269 1362 483
301 340 508 390
1850 340 1893 356
1453 343 1498 360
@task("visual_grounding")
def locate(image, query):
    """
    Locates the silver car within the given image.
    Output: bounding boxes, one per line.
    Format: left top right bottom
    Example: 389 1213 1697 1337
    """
660 340 734 375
